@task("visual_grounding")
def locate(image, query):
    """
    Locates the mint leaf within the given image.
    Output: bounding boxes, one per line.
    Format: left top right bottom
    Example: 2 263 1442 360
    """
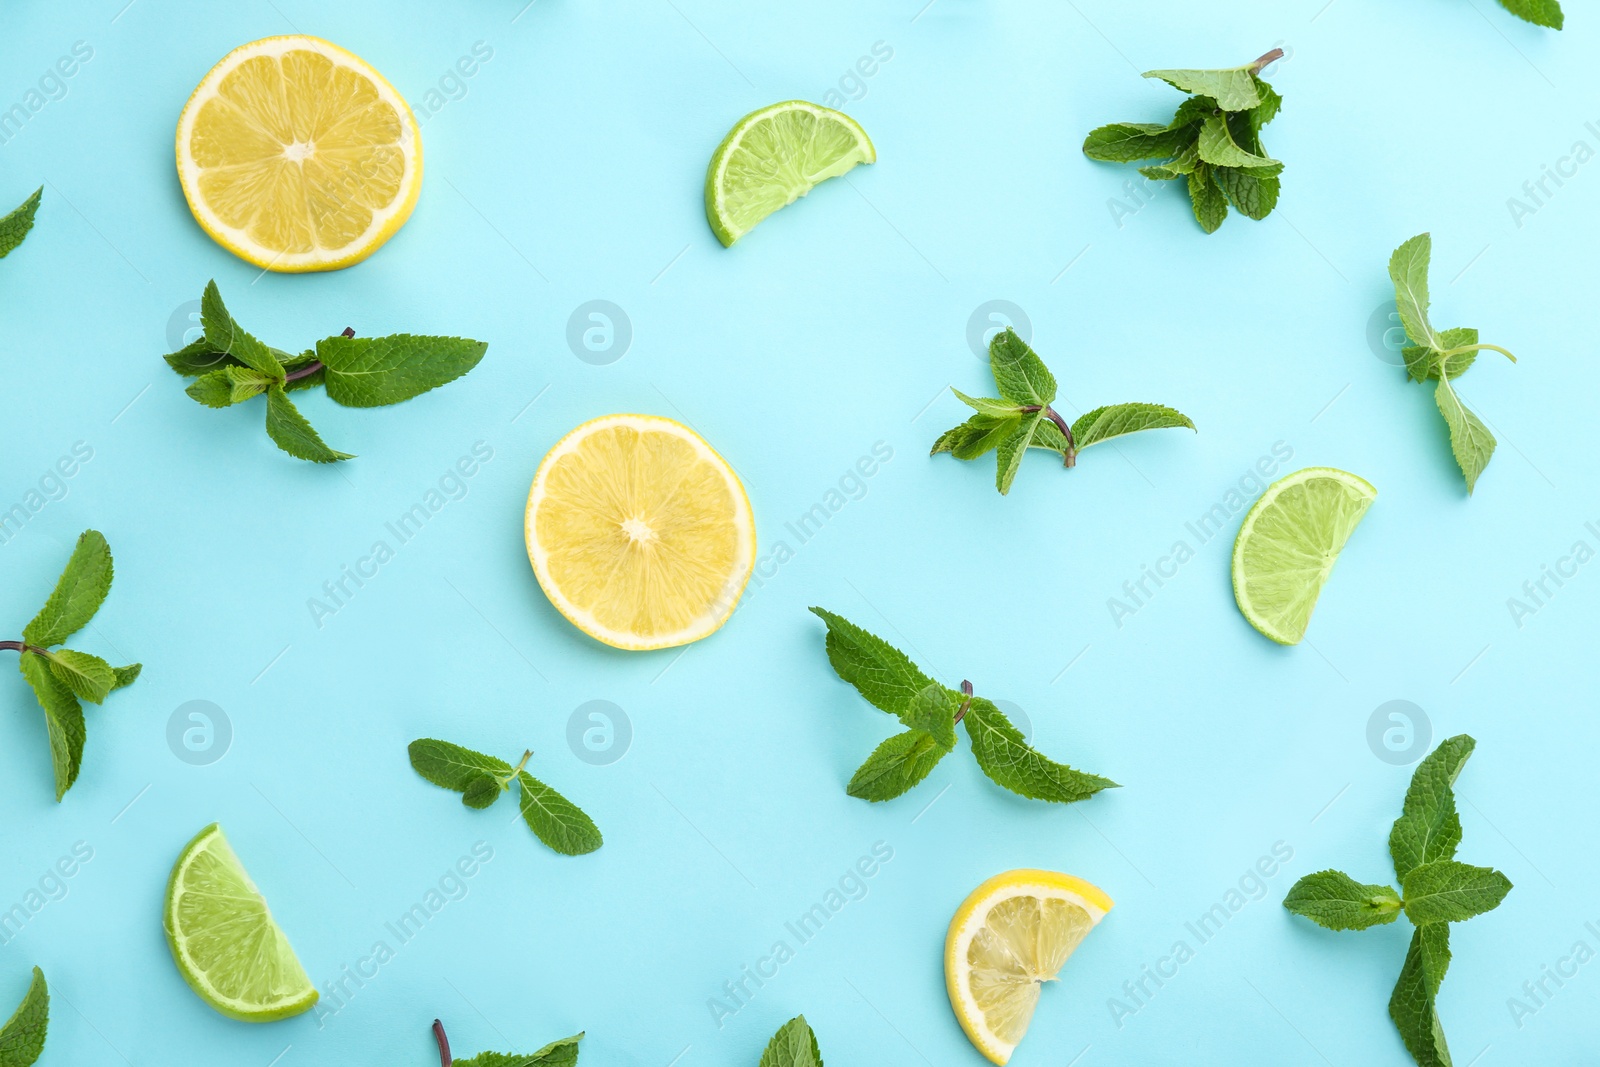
23 530 113 647
1144 65 1262 111
1197 114 1279 168
461 774 503 810
164 339 239 378
989 328 1057 406
808 607 938 723
1497 0 1562 27
963 697 1117 803
455 1033 583 1067
1071 403 1195 450
931 415 1018 460
1401 861 1512 926
1081 123 1193 163
1434 377 1495 495
1188 165 1229 233
950 390 1024 419
408 739 513 792
1389 925 1453 1067
994 410 1046 495
111 663 142 690
185 370 238 409
315 334 488 408
0 966 48 1067
0 189 42 260
1389 234 1440 352
200 280 283 378
759 1015 823 1067
1390 734 1474 882
847 729 948 802
43 649 116 705
1283 870 1403 931
1212 166 1280 220
264 386 353 463
517 771 602 856
19 654 84 803
903 682 957 750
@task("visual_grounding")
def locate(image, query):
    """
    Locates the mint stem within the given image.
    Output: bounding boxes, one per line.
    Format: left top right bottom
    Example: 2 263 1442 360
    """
282 327 353 384
433 1019 452 1067
0 641 47 655
953 680 974 724
511 749 533 776
1252 48 1285 73
1438 342 1517 363
1019 405 1077 467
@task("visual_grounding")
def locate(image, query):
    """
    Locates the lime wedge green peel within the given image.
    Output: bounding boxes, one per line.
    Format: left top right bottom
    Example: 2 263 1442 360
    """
1232 467 1376 645
164 823 318 1022
705 100 875 246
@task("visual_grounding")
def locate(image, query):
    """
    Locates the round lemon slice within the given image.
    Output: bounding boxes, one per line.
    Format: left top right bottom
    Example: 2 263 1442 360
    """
176 35 422 272
945 869 1113 1065
525 414 755 651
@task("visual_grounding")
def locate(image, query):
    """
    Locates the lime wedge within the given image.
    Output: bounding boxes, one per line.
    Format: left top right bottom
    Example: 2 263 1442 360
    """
1231 467 1376 645
164 823 318 1022
704 100 875 246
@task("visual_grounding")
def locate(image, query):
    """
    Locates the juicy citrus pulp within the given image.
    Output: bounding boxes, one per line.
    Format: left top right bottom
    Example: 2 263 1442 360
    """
704 100 875 246
945 870 1113 1065
164 823 318 1021
176 35 422 272
1231 467 1377 645
525 414 756 651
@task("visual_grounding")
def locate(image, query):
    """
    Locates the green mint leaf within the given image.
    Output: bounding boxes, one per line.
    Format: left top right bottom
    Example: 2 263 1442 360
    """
455 1034 583 1067
846 729 949 802
994 411 1046 495
408 739 513 793
950 389 1024 418
1388 234 1440 352
225 366 274 404
1430 328 1480 380
1143 65 1262 111
1389 735 1475 882
1497 0 1562 26
23 530 113 648
1197 114 1279 168
1139 162 1187 181
1070 403 1196 450
111 663 142 690
1403 345 1443 384
461 774 503 810
1401 861 1512 926
1434 376 1495 494
758 1015 824 1067
200 281 283 378
1027 417 1070 454
1247 82 1283 132
988 328 1057 406
931 414 1019 461
315 334 487 408
809 607 938 723
264 386 354 463
963 696 1117 803
1167 96 1217 129
19 653 84 802
902 682 957 750
164 339 240 378
1187 165 1229 233
1389 925 1453 1067
1081 122 1193 163
517 771 602 856
0 188 42 260
185 370 239 408
1283 870 1403 931
43 650 116 705
0 966 48 1067
1212 166 1280 220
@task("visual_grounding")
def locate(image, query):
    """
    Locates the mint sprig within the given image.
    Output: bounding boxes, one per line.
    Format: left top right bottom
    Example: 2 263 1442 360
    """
1387 234 1518 494
759 1015 824 1067
933 328 1193 494
163 281 488 463
0 967 48 1067
1283 735 1511 1066
0 189 41 260
408 739 602 856
1084 50 1284 233
810 608 1116 804
431 1019 582 1067
2 531 141 801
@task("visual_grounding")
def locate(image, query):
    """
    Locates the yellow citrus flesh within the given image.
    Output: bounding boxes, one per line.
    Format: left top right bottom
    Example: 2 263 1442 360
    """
945 870 1113 1065
176 35 422 272
525 415 755 651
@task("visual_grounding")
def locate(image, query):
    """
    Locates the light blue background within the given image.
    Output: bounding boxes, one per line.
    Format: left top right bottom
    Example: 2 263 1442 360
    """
1 0 1596 1063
